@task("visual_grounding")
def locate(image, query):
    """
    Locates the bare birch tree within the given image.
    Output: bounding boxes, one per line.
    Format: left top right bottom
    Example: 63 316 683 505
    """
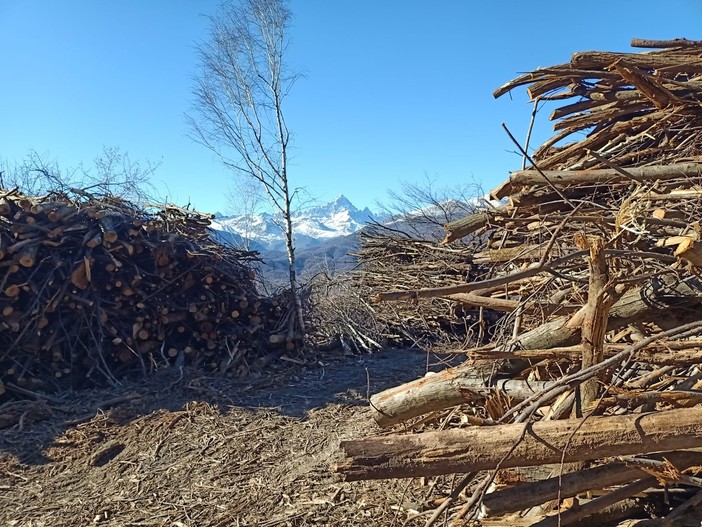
188 0 305 336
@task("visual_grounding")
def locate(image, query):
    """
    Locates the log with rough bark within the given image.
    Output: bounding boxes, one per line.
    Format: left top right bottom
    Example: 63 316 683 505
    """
481 450 702 517
491 163 702 200
335 407 702 481
531 477 658 527
370 372 553 428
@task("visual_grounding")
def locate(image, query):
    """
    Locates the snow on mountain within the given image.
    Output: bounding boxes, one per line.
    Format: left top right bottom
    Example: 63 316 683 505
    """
210 195 381 251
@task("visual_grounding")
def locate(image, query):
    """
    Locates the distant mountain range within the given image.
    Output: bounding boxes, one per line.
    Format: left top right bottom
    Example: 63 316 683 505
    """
209 195 387 283
210 195 383 253
208 194 477 285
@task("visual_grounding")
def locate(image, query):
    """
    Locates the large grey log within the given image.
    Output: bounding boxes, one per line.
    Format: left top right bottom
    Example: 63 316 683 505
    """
335 407 702 481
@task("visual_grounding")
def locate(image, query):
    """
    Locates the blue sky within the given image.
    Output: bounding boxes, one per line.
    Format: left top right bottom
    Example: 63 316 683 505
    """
1 1 700 214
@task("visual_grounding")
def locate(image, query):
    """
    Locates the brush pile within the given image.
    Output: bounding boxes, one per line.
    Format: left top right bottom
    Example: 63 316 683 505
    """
0 189 295 399
350 222 484 348
335 39 702 525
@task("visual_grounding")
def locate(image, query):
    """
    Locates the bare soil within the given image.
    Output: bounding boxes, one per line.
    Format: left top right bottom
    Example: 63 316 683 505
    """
1 349 457 526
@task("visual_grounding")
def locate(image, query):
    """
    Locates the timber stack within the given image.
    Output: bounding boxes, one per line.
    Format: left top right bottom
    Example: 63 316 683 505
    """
336 39 702 525
0 190 296 399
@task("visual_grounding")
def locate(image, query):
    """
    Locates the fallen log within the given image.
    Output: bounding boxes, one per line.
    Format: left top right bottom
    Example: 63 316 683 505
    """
442 210 493 244
481 450 702 517
532 477 657 527
370 373 553 428
468 343 702 366
334 407 702 481
490 162 702 200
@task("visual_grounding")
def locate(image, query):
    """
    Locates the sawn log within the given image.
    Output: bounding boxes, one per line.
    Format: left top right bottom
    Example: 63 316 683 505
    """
335 407 702 481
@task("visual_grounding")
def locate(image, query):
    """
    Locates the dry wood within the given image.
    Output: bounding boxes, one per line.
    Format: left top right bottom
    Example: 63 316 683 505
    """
482 451 702 517
674 237 702 267
336 407 702 481
512 275 702 352
577 235 611 413
442 210 493 244
468 342 702 366
352 39 702 526
532 477 657 527
0 188 299 393
631 38 702 48
369 372 553 428
491 163 702 200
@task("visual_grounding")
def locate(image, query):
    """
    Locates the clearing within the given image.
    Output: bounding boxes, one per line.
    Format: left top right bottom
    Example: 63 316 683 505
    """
1 348 456 526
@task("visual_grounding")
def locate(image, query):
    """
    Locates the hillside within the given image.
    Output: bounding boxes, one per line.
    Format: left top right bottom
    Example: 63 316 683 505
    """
210 195 477 285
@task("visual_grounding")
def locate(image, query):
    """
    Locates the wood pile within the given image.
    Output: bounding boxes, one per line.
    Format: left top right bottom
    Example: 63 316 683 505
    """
335 39 702 526
351 222 488 348
0 189 295 399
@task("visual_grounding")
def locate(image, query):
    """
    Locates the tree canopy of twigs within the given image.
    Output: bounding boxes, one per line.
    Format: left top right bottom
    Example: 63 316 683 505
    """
0 147 158 204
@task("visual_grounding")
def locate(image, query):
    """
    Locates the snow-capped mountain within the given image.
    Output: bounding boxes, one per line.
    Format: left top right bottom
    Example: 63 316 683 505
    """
210 195 381 251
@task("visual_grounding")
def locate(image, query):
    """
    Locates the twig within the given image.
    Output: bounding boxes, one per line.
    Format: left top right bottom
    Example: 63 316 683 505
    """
502 122 576 209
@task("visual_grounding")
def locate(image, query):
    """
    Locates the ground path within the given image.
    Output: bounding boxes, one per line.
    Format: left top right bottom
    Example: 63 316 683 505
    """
1 348 458 526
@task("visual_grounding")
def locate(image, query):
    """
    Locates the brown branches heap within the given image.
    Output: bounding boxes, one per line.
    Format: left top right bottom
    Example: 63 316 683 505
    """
335 39 702 526
352 222 487 348
0 188 295 398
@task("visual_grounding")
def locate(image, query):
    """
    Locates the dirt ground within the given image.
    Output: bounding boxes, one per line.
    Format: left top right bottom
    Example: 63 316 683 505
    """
0 348 460 526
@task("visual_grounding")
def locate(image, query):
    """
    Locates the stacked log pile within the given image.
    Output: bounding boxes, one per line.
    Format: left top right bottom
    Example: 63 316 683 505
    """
0 189 294 398
335 39 702 525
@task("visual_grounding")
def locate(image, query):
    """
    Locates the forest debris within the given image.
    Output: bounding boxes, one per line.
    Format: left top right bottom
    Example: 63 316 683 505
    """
0 189 297 396
349 38 702 526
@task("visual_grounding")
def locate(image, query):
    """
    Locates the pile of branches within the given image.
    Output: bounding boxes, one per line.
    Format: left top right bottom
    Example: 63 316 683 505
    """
492 37 702 172
351 222 486 349
335 39 702 526
0 188 296 398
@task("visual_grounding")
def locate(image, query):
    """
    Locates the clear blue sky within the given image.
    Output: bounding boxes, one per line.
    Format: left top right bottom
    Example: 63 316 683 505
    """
1 1 700 214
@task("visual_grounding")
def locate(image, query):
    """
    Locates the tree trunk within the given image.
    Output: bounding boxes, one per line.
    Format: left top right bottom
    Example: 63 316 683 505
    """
283 191 305 339
370 374 553 428
334 407 702 481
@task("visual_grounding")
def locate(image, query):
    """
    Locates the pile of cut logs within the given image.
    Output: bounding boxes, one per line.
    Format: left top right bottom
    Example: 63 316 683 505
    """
0 190 295 398
336 39 702 526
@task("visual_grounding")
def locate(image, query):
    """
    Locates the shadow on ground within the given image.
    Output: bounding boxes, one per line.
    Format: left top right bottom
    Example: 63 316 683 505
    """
0 347 465 527
0 347 456 465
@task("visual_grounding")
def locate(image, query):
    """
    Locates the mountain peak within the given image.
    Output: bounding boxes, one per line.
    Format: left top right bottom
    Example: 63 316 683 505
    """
332 194 352 205
210 194 375 251
326 194 356 212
